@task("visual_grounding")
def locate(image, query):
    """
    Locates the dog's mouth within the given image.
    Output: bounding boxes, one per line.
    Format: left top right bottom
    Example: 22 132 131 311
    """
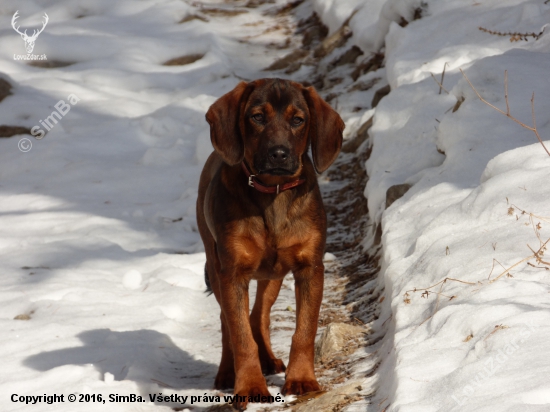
260 168 295 176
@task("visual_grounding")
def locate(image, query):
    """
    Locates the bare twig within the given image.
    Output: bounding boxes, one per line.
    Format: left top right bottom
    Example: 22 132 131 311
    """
460 68 550 157
483 324 509 341
488 255 530 282
405 277 476 295
488 258 507 280
510 204 550 224
440 62 448 95
478 26 546 41
430 72 450 95
490 237 550 283
527 244 550 265
433 279 445 314
404 277 475 312
504 70 510 115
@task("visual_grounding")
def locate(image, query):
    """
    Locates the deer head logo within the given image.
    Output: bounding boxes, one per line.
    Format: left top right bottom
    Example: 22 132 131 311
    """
12 11 49 54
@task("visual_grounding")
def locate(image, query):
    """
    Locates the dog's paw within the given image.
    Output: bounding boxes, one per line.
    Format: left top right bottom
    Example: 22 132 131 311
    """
232 384 273 411
281 378 320 396
262 357 286 375
214 370 235 390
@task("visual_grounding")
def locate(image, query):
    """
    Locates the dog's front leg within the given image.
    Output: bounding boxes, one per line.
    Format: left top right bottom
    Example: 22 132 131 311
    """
219 273 272 410
250 279 287 375
282 262 324 395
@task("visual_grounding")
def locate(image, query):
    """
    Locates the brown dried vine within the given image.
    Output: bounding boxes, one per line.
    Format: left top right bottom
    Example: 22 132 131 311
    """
478 26 545 42
460 69 550 157
489 204 550 283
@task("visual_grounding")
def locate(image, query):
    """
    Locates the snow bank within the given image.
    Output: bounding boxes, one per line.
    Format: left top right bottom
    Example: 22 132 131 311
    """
356 0 550 410
312 0 386 52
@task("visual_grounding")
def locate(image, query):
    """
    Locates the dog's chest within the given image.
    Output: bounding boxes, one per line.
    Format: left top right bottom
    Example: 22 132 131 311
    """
255 240 300 279
248 211 314 279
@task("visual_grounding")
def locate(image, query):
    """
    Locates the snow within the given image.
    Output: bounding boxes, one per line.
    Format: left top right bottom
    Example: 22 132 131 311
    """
312 0 550 410
359 0 550 411
1 0 550 411
0 1 298 410
312 0 386 52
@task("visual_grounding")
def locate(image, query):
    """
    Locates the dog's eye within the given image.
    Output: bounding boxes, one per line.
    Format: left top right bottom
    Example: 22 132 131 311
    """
252 114 265 123
292 117 304 126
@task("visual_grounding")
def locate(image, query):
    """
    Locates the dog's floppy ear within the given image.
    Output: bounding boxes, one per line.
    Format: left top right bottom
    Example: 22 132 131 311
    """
303 86 345 173
205 81 254 165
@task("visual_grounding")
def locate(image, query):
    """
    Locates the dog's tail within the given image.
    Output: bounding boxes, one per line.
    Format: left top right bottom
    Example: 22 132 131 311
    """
204 263 213 296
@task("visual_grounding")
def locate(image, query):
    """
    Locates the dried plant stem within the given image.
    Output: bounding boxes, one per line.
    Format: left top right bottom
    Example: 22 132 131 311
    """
488 255 533 283
478 26 546 41
488 258 507 280
490 204 550 282
430 72 449 95
405 277 476 295
439 62 448 95
404 277 476 317
504 70 510 115
490 237 550 283
433 280 445 314
527 244 550 265
459 68 550 157
510 204 550 224
484 324 509 341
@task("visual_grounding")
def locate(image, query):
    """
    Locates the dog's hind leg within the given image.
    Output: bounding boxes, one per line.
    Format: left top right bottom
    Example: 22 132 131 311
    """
250 279 286 375
204 263 213 295
204 253 236 389
214 311 236 389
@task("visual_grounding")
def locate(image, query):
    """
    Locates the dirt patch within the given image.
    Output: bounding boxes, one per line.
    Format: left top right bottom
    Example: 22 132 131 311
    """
386 183 411 208
371 84 391 108
263 49 309 71
297 13 328 49
0 78 12 103
315 323 368 364
28 61 75 68
329 45 364 68
351 52 384 81
245 0 276 8
313 24 352 59
0 125 32 138
342 116 372 153
201 8 248 17
179 14 209 23
292 381 368 412
347 78 381 94
163 54 204 66
262 0 304 16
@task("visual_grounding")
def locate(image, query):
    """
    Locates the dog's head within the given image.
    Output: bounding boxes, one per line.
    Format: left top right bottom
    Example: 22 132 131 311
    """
205 78 344 177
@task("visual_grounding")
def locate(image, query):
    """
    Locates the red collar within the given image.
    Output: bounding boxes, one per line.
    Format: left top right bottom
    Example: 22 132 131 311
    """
241 162 306 195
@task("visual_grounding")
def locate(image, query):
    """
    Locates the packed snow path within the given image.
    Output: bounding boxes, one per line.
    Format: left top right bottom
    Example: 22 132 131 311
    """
5 0 548 411
0 1 384 411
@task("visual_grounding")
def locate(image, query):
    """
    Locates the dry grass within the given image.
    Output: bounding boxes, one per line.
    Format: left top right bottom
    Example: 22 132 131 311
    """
460 69 550 157
163 54 204 66
488 204 550 283
405 204 550 321
403 277 476 325
478 26 546 42
483 324 509 341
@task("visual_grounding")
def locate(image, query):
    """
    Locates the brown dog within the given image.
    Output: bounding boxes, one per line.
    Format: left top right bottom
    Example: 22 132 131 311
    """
196 78 344 410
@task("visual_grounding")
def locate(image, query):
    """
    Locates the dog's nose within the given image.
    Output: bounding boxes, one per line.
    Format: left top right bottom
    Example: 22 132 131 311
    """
268 146 290 164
